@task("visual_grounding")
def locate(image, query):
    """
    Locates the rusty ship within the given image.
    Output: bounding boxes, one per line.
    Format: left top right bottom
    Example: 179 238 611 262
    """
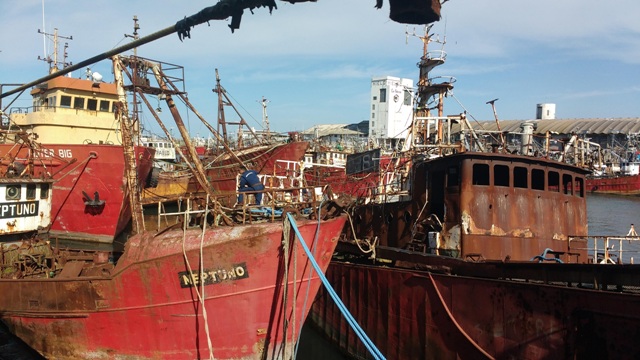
1 29 155 244
0 45 349 360
0 2 366 356
0 51 350 359
586 142 640 195
306 6 640 359
140 68 310 206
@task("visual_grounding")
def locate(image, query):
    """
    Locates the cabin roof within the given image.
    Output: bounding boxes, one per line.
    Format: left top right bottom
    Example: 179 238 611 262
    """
419 151 591 175
30 76 117 96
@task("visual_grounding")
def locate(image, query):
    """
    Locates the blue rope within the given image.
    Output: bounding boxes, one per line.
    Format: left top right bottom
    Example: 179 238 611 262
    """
286 213 386 360
294 199 324 358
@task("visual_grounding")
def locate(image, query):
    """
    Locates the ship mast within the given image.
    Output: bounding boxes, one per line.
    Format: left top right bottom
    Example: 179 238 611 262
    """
113 57 145 235
409 25 454 149
260 96 271 142
37 28 73 74
212 69 264 148
125 16 142 146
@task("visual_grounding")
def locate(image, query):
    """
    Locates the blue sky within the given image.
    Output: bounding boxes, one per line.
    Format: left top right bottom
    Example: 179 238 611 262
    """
1 0 639 138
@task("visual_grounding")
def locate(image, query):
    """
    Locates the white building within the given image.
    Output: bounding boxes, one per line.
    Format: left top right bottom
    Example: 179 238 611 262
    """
369 76 414 147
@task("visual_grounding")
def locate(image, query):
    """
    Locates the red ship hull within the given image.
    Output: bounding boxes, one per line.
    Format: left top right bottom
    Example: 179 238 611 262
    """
310 261 640 359
586 174 640 195
0 143 154 243
305 166 379 198
0 215 346 360
143 141 311 205
203 141 310 193
305 154 409 199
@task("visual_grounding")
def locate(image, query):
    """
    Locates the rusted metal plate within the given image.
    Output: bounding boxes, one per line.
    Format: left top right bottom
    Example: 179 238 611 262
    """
311 261 640 360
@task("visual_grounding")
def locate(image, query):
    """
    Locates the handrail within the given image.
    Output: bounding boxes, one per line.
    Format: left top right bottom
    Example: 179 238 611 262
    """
569 234 640 264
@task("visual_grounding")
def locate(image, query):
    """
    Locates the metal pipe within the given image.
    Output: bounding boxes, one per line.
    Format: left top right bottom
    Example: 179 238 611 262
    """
0 0 280 100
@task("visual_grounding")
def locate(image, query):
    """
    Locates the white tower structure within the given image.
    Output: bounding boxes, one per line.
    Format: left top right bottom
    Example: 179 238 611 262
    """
536 103 556 120
369 76 414 147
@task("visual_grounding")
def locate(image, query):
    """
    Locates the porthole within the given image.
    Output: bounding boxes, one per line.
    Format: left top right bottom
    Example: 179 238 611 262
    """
6 185 21 200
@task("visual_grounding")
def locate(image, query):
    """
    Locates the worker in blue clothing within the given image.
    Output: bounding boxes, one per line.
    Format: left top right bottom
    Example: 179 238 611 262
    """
237 166 265 205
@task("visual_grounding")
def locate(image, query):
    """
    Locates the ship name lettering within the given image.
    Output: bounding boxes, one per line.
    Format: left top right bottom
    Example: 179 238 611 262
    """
58 149 73 158
179 262 249 288
0 201 39 219
35 149 55 158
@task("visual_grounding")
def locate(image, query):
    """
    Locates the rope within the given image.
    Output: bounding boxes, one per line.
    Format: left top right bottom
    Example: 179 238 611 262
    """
427 273 494 359
345 211 377 259
285 213 386 360
180 200 215 360
199 196 215 359
281 215 290 359
291 222 298 360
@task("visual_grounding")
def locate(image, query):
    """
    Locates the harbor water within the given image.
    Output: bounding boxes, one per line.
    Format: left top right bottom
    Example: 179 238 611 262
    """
586 194 640 263
1 194 639 359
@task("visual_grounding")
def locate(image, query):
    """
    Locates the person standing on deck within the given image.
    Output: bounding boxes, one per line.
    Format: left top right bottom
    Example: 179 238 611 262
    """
237 166 265 205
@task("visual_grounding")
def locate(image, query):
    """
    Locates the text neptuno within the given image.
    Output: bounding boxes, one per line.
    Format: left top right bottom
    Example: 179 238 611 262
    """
178 262 249 288
0 201 39 219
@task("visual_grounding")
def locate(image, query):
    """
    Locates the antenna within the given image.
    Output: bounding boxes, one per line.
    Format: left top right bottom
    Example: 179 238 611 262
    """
259 96 270 140
37 28 73 74
125 15 140 56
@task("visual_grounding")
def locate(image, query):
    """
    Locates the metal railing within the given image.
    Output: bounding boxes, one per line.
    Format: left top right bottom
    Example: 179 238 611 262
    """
569 231 640 264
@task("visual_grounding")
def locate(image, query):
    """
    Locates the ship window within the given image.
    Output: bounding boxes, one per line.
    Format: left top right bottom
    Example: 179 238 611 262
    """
531 169 545 190
574 177 584 197
447 166 459 187
379 88 387 103
514 166 528 188
548 171 560 192
26 184 36 200
73 97 85 109
404 89 411 105
494 165 510 187
373 96 377 101
99 100 111 112
40 183 49 199
562 174 573 195
87 98 98 111
60 95 72 108
472 164 489 185
372 104 375 110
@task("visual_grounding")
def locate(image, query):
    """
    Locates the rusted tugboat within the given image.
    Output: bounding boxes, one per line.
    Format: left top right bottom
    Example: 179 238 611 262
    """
308 11 640 360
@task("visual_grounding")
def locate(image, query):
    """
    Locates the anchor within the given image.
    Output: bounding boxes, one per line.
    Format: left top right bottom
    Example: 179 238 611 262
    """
82 191 106 207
